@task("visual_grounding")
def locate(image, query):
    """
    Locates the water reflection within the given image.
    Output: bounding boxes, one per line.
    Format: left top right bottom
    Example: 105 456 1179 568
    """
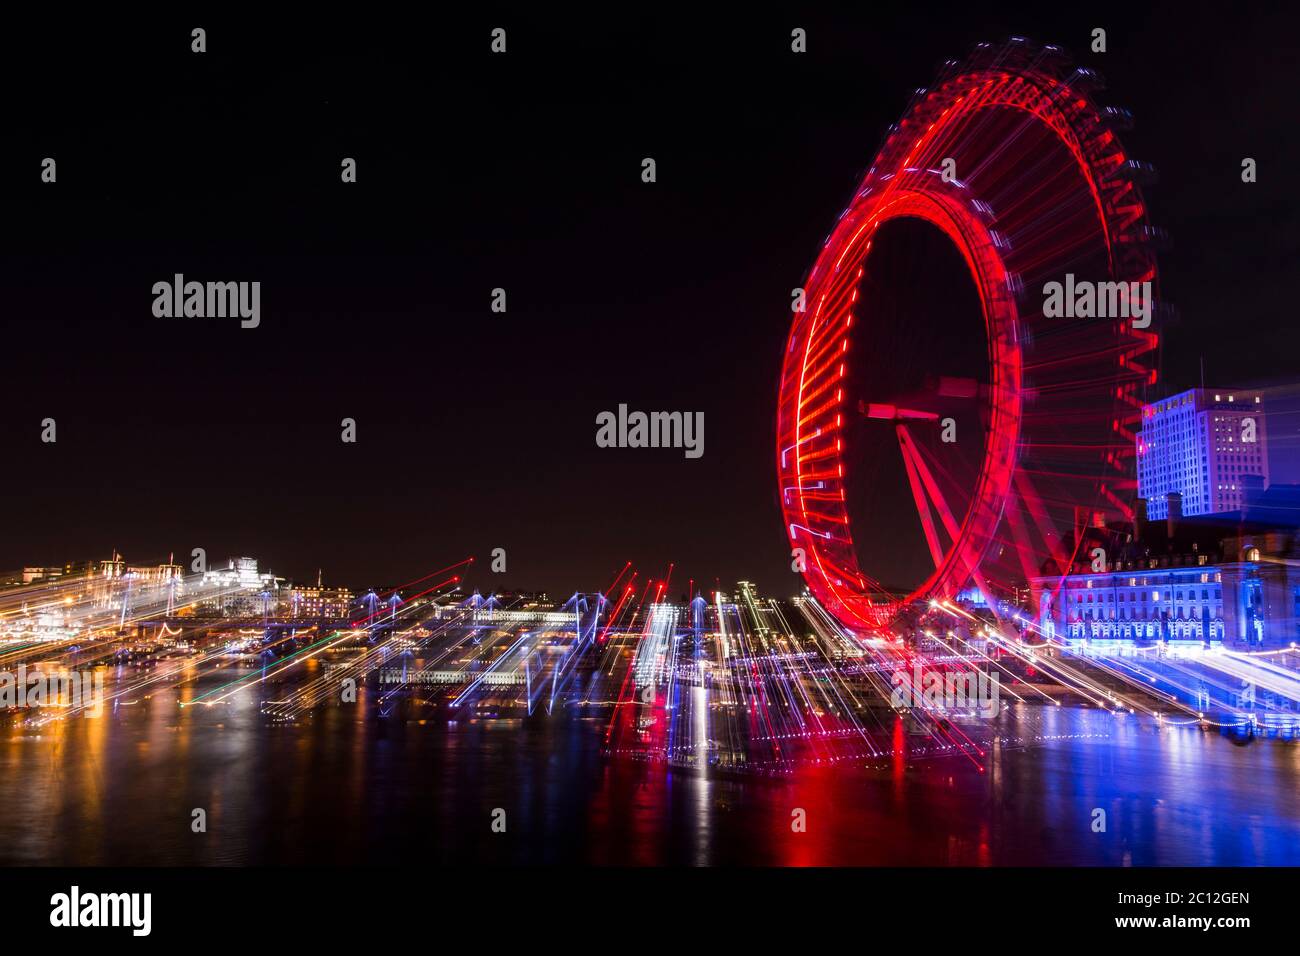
1 690 1296 865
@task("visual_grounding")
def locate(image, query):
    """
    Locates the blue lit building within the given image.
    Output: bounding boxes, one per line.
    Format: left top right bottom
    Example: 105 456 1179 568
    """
1033 561 1227 646
1137 388 1268 519
1030 485 1300 650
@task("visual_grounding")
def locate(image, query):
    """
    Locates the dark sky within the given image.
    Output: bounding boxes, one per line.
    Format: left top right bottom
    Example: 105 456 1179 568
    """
2 6 1297 596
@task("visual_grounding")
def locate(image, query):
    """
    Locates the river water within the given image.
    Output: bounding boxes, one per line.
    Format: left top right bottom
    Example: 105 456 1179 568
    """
2 676 1297 866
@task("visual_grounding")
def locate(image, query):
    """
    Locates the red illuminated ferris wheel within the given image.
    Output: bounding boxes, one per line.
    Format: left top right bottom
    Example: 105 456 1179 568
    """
777 40 1161 631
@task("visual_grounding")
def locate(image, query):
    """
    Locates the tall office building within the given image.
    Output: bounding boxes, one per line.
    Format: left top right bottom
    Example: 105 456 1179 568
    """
1138 388 1268 518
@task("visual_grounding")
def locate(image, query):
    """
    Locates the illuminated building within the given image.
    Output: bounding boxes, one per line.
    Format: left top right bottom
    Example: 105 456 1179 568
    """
21 567 64 584
287 584 354 620
1031 485 1300 649
1138 388 1268 519
198 557 283 614
201 557 279 591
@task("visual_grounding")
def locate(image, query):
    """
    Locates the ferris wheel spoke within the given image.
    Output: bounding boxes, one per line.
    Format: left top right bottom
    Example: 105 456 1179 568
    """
1010 470 1074 573
896 425 947 570
898 426 963 544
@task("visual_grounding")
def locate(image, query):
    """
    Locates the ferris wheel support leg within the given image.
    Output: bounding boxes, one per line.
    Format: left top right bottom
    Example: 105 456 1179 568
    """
896 425 946 571
899 424 1004 622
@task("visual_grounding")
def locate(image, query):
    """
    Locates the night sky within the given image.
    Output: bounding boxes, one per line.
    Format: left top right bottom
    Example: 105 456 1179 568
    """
2 7 1297 596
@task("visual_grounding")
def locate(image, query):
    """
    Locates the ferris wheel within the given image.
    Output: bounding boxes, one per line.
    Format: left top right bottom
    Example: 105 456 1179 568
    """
777 39 1161 631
